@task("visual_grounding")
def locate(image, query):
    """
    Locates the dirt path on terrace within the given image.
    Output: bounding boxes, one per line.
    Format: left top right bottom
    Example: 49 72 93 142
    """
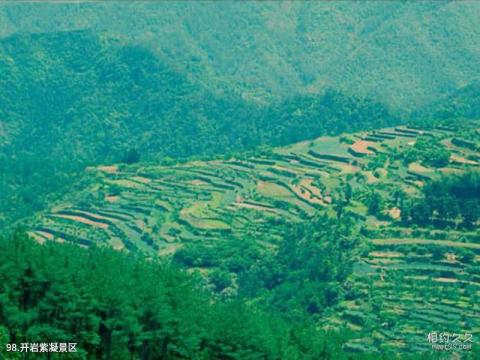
371 238 480 249
52 214 109 229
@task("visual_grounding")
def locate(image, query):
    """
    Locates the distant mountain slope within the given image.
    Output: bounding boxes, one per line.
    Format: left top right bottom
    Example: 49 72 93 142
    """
0 30 396 226
0 29 396 160
1 1 479 111
418 81 480 121
0 30 252 160
0 29 252 225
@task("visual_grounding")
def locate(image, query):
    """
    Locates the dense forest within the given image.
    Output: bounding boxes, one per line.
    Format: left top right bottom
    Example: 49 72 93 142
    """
0 231 384 360
401 172 480 228
172 215 359 319
240 216 358 318
417 81 480 121
2 2 480 112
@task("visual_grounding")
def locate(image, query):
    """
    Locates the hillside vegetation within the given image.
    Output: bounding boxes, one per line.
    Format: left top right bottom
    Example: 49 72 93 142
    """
1 3 480 357
23 120 480 356
1 231 359 360
2 1 480 226
1 2 480 111
0 30 396 226
417 81 480 121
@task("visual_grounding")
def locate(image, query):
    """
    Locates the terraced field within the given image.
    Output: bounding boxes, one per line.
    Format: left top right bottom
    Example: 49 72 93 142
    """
25 122 480 354
337 229 480 353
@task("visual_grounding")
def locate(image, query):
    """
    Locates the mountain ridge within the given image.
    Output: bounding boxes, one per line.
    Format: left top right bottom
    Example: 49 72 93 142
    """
1 1 480 111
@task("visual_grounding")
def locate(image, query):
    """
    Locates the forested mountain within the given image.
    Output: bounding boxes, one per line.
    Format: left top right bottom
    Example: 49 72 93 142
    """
1 1 479 111
1 2 480 358
0 30 396 226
